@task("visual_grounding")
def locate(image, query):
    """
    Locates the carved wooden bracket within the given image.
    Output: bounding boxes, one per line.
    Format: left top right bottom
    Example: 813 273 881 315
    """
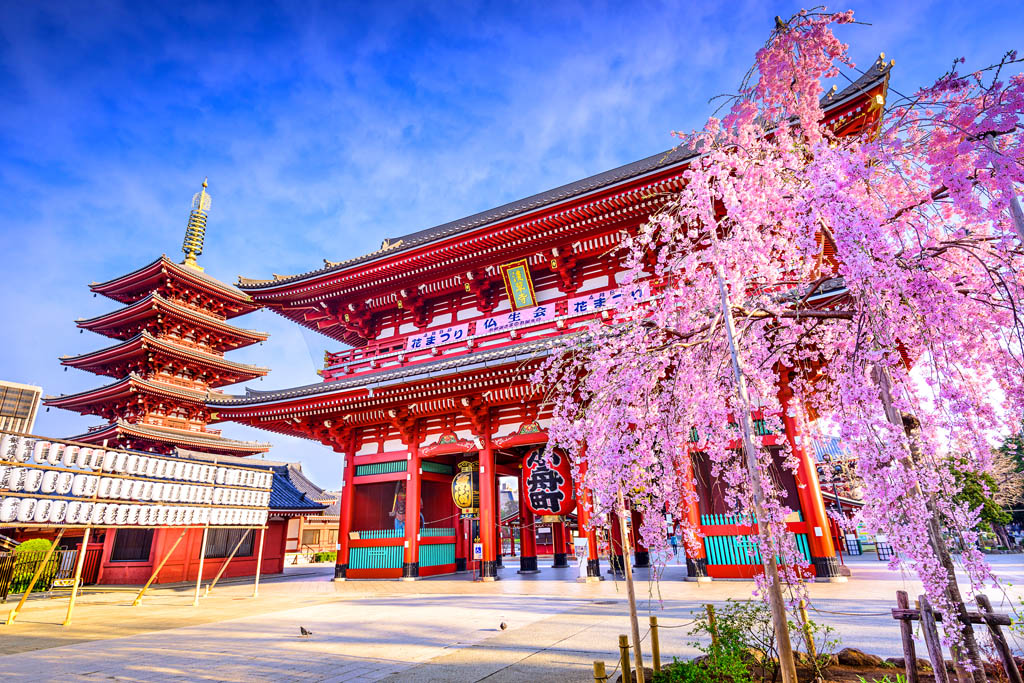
386 408 418 447
549 247 579 293
342 301 378 340
463 271 501 313
397 286 431 329
458 396 489 437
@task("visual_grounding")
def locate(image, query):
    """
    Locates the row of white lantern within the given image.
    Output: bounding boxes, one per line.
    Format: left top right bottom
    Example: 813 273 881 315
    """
0 435 272 489
0 497 268 527
0 467 271 507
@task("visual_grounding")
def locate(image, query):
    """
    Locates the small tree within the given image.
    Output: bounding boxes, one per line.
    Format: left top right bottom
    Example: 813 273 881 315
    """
539 9 1023 681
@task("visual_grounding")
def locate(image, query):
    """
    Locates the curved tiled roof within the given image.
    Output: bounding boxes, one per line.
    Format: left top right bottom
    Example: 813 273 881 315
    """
237 59 891 292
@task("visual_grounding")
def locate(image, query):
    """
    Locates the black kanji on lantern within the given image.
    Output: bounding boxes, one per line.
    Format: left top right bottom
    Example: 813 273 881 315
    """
526 449 565 512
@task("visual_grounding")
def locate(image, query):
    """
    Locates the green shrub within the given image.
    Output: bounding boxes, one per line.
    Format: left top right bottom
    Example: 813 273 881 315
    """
312 551 337 563
13 538 51 555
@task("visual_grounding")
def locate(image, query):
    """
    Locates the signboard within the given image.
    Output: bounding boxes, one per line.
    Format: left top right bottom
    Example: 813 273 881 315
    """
567 281 651 317
499 259 538 310
574 537 589 580
472 542 483 560
405 323 469 351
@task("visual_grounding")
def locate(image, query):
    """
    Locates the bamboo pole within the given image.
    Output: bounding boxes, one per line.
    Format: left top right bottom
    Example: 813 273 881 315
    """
192 526 209 607
619 634 632 683
650 616 661 672
132 528 187 606
798 599 817 661
204 528 252 597
710 233 798 683
252 525 266 598
617 488 644 683
62 528 91 626
6 528 65 625
593 659 608 682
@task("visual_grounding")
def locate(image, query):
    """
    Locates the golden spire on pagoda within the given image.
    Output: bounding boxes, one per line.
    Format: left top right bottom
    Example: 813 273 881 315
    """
182 178 211 271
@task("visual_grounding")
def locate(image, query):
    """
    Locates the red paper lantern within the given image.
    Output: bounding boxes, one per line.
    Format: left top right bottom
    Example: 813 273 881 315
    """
522 447 576 516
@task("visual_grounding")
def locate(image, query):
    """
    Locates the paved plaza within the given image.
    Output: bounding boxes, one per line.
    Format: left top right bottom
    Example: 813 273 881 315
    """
1 554 1022 682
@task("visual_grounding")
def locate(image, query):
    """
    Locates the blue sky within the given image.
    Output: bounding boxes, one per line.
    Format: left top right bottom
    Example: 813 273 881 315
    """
1 1 1021 488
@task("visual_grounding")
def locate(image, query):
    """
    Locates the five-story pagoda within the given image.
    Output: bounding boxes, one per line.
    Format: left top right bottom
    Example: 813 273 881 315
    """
46 180 271 457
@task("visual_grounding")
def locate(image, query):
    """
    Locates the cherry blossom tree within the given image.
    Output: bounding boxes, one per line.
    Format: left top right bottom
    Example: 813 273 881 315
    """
538 9 1023 681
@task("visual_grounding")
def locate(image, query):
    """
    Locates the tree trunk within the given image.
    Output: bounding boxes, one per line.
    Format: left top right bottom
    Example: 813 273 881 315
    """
874 367 987 683
617 487 645 683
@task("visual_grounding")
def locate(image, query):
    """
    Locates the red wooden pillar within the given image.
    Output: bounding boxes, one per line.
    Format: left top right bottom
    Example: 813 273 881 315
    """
681 455 708 580
479 438 498 580
608 511 625 575
778 375 841 581
630 510 650 568
494 471 504 568
455 513 468 572
335 444 357 581
575 459 601 580
552 521 568 568
518 467 539 573
402 449 421 580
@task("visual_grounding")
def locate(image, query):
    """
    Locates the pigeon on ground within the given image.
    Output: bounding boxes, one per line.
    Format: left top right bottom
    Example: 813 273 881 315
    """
499 622 507 630
300 626 313 637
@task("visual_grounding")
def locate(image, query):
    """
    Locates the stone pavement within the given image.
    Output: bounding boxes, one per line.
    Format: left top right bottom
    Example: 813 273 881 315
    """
0 554 1020 681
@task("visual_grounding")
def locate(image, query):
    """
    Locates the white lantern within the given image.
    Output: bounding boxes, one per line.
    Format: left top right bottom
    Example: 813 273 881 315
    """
9 467 28 492
88 448 104 469
32 441 50 464
84 475 99 497
46 444 64 466
114 451 128 473
63 445 79 467
49 500 68 524
23 469 43 493
0 434 12 459
17 498 37 523
115 505 130 525
126 454 140 475
90 503 106 525
145 457 158 477
12 438 29 463
103 504 118 525
155 506 169 525
76 447 92 468
128 505 141 525
56 471 74 495
65 500 83 524
33 499 53 523
172 461 184 479
0 497 19 522
102 450 118 471
0 465 10 489
40 470 59 494
98 477 114 498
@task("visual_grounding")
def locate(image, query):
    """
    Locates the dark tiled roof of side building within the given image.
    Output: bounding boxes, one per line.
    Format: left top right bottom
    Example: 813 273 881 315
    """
238 59 891 291
269 466 327 512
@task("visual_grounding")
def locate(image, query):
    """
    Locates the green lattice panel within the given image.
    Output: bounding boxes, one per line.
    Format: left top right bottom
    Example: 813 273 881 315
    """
349 546 403 569
420 527 455 537
421 462 453 475
355 460 407 476
357 529 404 539
418 543 455 567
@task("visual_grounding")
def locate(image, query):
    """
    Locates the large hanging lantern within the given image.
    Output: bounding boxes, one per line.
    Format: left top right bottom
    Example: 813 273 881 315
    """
451 460 480 517
523 447 575 517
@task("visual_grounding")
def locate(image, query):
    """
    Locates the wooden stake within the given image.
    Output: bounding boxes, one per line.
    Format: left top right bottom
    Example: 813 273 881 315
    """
252 525 266 598
204 528 251 597
798 599 817 661
193 526 209 607
976 594 1022 683
6 528 64 625
896 591 920 683
617 487 645 683
619 634 632 683
593 660 608 682
706 603 719 648
62 528 91 626
919 595 951 683
650 616 661 672
132 528 187 607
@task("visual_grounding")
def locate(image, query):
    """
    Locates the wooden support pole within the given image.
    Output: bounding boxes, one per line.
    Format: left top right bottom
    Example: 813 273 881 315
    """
252 525 266 598
976 594 1022 683
619 634 632 683
593 659 608 682
192 526 209 607
919 595 951 683
6 528 64 625
798 599 817 661
63 528 92 627
650 616 661 672
132 528 187 607
617 487 645 683
204 528 252 597
706 603 719 648
896 591 921 683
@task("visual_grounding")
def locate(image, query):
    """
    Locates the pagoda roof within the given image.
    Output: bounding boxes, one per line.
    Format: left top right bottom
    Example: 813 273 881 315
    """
44 373 218 414
90 255 259 316
59 331 269 387
76 292 269 347
68 419 270 455
237 60 891 296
